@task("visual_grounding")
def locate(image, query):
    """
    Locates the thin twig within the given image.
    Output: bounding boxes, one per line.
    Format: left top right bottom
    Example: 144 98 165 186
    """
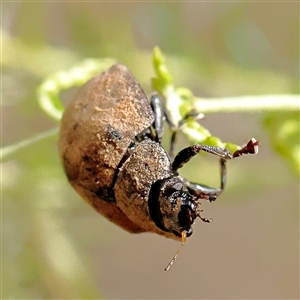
1 127 59 162
194 94 299 114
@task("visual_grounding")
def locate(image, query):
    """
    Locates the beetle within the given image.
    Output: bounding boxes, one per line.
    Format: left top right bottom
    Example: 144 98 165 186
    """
58 63 259 269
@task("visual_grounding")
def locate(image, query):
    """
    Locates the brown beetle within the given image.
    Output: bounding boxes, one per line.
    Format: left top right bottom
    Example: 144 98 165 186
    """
58 63 258 269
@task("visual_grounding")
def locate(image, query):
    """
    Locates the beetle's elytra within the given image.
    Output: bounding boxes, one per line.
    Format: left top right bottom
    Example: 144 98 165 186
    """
58 63 259 243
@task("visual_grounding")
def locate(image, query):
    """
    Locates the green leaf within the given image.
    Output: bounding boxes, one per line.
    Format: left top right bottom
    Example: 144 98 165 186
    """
152 46 173 94
264 111 300 177
152 47 255 156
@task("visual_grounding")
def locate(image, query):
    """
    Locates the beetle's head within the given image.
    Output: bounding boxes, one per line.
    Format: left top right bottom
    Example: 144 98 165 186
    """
149 176 202 239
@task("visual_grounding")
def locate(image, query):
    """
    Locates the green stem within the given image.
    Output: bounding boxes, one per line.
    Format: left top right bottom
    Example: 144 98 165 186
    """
37 58 116 121
194 94 299 114
1 127 58 162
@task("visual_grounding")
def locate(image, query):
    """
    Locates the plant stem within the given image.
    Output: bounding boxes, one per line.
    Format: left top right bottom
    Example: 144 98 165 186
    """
1 127 58 162
1 95 298 162
194 94 299 114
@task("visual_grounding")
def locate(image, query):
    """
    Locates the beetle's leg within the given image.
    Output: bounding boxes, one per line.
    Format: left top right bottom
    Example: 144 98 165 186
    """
149 94 165 144
172 138 259 170
172 144 230 205
172 144 232 171
134 94 166 143
163 109 177 157
148 93 182 155
149 94 205 158
167 110 204 159
182 158 227 203
149 93 180 156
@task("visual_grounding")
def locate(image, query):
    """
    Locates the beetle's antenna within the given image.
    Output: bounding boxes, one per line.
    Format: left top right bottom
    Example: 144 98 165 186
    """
164 230 187 272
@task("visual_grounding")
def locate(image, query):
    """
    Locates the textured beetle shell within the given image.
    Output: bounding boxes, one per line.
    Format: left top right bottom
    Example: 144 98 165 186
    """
58 63 155 233
114 139 178 239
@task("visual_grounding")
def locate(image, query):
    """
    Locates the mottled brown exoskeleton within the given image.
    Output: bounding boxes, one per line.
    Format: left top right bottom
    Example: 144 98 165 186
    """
58 63 259 270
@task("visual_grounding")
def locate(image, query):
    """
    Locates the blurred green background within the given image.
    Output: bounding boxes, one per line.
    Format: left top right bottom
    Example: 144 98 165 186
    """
2 2 299 299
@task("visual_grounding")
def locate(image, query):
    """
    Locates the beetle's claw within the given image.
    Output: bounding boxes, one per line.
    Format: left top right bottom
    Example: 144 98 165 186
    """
233 138 259 158
196 208 213 223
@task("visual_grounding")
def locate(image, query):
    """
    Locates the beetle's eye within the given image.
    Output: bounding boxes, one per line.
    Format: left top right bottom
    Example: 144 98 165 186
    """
178 205 195 228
